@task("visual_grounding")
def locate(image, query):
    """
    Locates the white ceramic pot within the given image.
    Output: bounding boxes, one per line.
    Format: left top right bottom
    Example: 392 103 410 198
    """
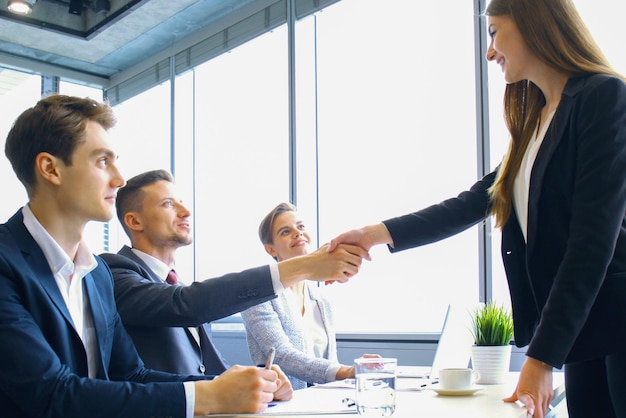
470 344 512 384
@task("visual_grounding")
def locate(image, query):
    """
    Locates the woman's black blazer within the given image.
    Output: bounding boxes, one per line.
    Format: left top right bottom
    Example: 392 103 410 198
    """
383 73 626 368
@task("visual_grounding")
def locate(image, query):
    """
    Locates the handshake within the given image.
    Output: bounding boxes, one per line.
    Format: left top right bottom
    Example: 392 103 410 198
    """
193 223 392 415
287 223 391 286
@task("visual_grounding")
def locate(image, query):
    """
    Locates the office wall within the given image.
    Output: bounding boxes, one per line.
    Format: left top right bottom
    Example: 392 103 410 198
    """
211 319 528 371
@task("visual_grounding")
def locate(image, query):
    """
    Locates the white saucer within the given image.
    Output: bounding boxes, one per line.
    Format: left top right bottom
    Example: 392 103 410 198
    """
431 385 484 396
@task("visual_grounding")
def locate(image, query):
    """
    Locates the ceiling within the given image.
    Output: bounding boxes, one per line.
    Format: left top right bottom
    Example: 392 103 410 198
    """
0 0 270 84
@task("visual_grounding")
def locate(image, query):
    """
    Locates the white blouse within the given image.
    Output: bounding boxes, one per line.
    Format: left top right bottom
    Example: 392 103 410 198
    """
284 285 329 359
513 110 556 242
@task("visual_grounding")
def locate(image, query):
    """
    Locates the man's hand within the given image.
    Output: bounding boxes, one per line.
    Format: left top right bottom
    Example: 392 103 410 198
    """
328 223 392 255
323 223 393 284
503 357 554 418
193 365 280 415
278 242 368 288
270 364 293 401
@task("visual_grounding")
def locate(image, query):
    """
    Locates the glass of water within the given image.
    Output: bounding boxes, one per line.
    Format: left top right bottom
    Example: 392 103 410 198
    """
354 357 397 416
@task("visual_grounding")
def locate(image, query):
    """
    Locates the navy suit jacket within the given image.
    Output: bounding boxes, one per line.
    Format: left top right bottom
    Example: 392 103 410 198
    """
0 210 204 418
100 245 277 375
383 74 626 368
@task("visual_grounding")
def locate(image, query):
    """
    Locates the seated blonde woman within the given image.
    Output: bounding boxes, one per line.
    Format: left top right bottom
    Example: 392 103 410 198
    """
241 202 376 390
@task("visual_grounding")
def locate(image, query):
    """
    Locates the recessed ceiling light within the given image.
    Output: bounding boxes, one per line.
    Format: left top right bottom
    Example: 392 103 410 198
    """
7 0 36 14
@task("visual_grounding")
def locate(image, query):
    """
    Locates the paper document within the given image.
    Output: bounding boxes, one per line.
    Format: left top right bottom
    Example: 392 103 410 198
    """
201 386 357 416
313 379 355 389
261 388 357 415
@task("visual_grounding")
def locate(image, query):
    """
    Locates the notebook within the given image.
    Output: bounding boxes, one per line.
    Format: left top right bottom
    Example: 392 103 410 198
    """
396 304 474 380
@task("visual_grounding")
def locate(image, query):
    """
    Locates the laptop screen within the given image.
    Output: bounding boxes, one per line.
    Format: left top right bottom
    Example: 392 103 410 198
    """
428 304 474 379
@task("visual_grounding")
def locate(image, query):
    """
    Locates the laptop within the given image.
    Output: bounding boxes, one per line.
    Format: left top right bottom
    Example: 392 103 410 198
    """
397 304 474 381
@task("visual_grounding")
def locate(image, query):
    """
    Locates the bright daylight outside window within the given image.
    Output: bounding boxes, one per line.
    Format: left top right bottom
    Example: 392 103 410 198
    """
297 0 478 334
0 69 38 223
1 0 624 338
187 27 290 284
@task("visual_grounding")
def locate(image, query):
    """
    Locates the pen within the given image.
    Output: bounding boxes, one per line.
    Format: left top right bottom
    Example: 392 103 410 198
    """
265 347 276 370
342 398 356 407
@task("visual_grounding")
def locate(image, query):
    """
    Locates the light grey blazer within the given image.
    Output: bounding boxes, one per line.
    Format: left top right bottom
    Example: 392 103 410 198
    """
241 283 339 390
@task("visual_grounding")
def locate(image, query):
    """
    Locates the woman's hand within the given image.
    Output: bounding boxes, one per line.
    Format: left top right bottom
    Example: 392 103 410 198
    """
503 357 554 417
328 223 392 255
335 354 382 380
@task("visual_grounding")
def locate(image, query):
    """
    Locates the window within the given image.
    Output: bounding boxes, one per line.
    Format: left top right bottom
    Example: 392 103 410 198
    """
296 0 479 333
59 81 108 253
187 27 291 282
108 82 172 254
42 0 625 336
0 68 41 221
59 81 102 100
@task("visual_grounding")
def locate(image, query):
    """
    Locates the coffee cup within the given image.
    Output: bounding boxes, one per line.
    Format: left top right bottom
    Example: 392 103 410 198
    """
438 368 480 390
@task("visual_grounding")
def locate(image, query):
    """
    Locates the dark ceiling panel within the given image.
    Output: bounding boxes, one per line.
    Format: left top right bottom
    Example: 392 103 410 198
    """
0 0 264 80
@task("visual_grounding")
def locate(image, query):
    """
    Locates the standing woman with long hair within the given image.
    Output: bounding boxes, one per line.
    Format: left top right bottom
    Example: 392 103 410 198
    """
328 0 626 416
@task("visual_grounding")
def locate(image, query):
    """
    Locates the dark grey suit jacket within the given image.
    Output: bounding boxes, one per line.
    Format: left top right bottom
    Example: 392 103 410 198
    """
383 74 626 369
100 246 276 376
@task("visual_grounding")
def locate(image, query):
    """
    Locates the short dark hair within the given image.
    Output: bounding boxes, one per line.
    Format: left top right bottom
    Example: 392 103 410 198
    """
115 169 174 238
258 202 296 246
5 94 116 195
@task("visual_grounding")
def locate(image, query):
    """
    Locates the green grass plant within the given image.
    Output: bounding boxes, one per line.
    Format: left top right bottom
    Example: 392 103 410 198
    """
470 301 514 346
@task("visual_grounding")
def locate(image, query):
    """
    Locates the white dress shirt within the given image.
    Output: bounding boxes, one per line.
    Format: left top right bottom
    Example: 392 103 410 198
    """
22 205 100 378
130 248 202 345
129 248 199 417
23 207 195 418
128 247 284 418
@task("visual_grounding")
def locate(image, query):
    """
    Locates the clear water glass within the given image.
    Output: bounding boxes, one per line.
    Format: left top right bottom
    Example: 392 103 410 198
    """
354 357 397 416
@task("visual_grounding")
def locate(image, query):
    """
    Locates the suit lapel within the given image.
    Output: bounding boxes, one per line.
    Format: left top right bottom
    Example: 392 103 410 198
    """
119 245 162 283
82 270 108 377
6 211 75 327
526 77 583 256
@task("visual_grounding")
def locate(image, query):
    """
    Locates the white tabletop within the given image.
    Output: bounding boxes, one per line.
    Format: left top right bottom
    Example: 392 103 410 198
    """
203 370 566 417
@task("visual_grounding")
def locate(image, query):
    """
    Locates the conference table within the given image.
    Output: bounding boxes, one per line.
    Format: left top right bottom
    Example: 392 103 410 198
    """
204 369 567 417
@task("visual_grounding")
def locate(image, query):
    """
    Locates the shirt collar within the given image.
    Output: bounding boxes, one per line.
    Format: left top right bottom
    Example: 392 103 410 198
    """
130 247 172 281
22 205 97 278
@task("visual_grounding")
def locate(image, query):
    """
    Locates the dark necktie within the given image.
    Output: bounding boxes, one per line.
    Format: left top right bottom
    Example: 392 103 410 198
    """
166 269 179 285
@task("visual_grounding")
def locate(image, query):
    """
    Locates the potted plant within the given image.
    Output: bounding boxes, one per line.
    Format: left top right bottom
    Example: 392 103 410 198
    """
469 301 514 384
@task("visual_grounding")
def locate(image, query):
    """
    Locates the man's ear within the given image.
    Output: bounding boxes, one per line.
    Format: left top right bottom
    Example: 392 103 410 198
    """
35 152 61 186
124 212 143 232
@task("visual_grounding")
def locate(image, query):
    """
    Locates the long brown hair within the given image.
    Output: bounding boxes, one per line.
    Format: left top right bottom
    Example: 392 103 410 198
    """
485 0 622 227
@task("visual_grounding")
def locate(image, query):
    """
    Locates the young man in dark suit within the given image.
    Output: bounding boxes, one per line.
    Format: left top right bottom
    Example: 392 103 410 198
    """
0 95 312 417
101 169 367 376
